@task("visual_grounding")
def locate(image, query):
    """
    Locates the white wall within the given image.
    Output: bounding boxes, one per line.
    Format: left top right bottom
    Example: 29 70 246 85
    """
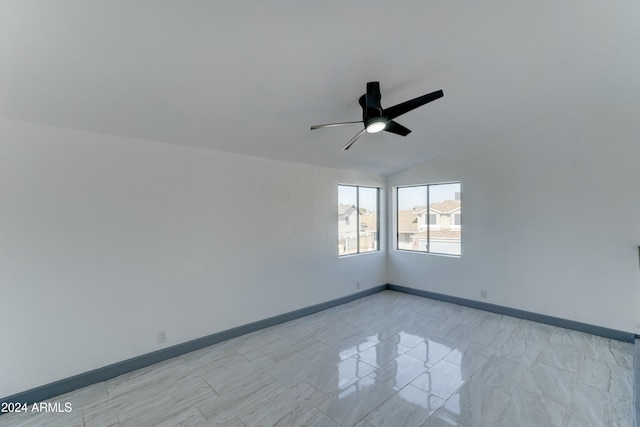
4 101 640 398
0 118 386 397
387 105 640 335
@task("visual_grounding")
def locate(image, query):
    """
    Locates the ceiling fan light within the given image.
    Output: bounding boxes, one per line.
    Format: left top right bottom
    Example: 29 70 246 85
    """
366 120 387 133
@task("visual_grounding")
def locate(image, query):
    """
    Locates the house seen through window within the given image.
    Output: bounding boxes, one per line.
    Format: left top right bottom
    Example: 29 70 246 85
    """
338 185 379 256
397 182 461 255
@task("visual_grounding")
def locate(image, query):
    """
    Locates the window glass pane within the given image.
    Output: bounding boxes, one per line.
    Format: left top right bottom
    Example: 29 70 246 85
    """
358 187 378 253
428 183 461 255
338 185 358 255
397 186 427 252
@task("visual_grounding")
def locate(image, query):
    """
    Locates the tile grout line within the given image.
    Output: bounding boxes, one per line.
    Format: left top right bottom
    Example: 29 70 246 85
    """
195 406 213 427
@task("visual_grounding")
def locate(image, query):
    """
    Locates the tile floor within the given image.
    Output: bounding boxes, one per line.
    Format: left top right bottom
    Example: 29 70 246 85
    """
1 290 634 427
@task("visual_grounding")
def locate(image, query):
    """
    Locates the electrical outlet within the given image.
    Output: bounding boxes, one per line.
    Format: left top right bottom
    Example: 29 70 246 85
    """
480 290 487 299
356 281 361 290
157 330 166 344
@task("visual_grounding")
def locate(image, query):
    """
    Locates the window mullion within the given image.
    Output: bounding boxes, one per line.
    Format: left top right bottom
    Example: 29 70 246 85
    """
426 185 430 253
356 187 360 253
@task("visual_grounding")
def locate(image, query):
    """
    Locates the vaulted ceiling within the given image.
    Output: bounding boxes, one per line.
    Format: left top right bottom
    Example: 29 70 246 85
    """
1 1 639 175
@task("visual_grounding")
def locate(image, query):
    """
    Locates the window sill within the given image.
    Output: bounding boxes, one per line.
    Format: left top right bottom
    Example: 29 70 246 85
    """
338 250 382 258
394 249 461 258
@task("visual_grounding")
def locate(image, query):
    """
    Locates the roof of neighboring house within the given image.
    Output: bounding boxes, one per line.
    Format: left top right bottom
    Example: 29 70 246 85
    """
430 200 461 214
338 204 356 217
413 200 461 215
397 210 419 233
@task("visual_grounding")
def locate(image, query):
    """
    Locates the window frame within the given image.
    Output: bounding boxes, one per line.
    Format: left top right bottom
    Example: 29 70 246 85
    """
338 184 380 257
396 181 461 257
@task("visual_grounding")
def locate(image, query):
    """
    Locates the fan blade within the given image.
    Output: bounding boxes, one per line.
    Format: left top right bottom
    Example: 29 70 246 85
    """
384 120 411 136
310 121 362 130
383 90 444 120
364 82 383 120
343 128 366 151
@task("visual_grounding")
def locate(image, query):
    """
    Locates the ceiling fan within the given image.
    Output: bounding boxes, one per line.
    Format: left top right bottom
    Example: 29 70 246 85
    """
311 81 444 150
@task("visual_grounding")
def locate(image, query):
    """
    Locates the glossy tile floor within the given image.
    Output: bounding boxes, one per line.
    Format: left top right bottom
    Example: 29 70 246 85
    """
1 290 634 427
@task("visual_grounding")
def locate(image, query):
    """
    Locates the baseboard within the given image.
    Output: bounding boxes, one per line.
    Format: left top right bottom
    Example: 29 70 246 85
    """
388 284 635 343
635 338 639 427
0 285 387 407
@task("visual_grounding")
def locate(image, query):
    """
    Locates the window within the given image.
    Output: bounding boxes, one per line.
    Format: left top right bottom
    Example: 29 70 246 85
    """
397 182 461 255
338 185 379 256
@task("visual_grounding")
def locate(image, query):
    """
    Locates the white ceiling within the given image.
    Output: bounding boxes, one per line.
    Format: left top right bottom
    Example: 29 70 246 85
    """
1 1 639 175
